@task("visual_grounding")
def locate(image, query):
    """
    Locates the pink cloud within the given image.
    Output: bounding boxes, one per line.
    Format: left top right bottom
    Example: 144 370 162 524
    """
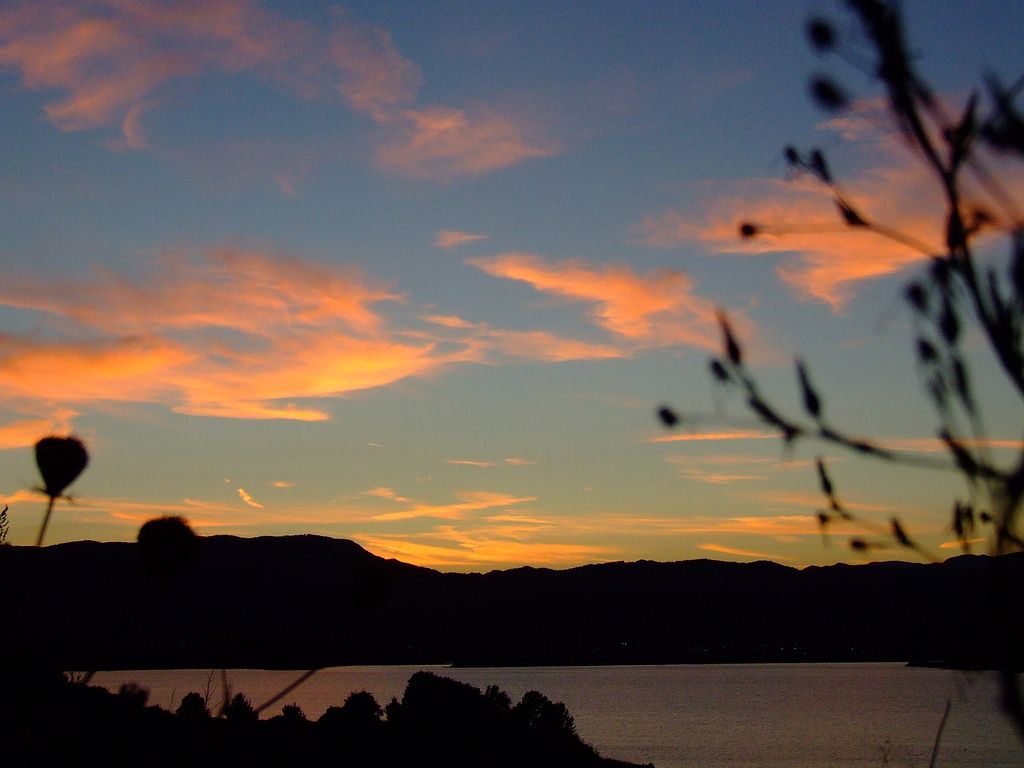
468 252 720 349
329 13 420 120
421 313 626 362
0 1 556 179
377 106 557 179
434 230 489 249
0 0 307 134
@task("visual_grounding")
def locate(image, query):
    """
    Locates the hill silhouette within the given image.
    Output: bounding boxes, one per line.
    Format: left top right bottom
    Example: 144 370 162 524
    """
3 535 1021 669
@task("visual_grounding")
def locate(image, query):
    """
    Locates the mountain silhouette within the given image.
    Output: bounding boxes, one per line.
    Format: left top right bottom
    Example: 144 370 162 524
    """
3 535 1021 669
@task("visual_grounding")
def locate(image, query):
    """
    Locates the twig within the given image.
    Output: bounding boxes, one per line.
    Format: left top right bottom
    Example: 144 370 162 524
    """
254 668 321 715
928 698 952 768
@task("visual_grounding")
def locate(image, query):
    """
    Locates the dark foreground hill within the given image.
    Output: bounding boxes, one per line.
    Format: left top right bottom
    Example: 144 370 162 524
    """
3 535 1022 669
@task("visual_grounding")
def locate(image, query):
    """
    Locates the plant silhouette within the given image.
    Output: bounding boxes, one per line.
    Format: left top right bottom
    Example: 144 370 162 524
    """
657 0 1024 738
33 435 89 546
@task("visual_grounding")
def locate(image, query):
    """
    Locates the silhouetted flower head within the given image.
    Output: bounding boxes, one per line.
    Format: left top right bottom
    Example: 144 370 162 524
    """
138 515 199 579
810 77 848 111
35 436 88 500
807 19 836 51
657 406 679 427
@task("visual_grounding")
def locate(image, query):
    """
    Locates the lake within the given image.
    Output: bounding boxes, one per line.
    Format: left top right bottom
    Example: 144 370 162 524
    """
90 663 1023 767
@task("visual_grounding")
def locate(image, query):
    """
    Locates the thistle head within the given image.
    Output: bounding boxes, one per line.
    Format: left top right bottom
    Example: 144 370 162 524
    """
138 515 200 580
35 436 89 500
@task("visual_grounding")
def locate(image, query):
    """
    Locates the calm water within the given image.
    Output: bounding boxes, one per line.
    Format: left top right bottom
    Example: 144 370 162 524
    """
91 663 1023 767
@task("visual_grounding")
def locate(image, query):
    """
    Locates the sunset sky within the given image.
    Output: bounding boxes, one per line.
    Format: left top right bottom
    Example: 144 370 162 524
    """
2 0 1022 569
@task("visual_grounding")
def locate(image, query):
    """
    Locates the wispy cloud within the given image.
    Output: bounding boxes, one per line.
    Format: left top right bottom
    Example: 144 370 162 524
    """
468 252 720 348
0 1 556 179
938 538 987 550
0 249 468 420
633 98 1024 309
697 543 794 561
0 0 309 134
377 106 557 179
664 453 812 484
421 313 626 362
434 230 489 249
356 526 610 569
646 429 781 444
880 437 1024 454
237 487 263 509
371 490 536 522
328 11 421 121
362 486 409 503
0 408 79 450
445 457 538 469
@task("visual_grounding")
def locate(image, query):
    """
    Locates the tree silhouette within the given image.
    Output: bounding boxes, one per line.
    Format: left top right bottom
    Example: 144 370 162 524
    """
657 0 1024 737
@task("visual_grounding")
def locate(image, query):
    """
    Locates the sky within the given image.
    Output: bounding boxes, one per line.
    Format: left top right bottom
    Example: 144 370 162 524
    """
1 0 1022 570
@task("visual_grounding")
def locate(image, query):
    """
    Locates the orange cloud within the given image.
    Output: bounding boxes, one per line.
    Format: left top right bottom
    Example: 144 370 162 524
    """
362 486 410 503
697 543 794 561
562 512 848 539
2 248 395 336
468 253 719 348
754 489 915 517
938 537 988 550
446 459 497 468
0 408 79 450
356 529 610 569
634 98 1024 309
881 437 1024 454
377 106 557 179
0 0 307 134
636 176 936 310
646 429 782 444
237 488 263 509
0 249 468 420
371 490 536 522
0 3 556 179
674 469 764 484
434 230 489 249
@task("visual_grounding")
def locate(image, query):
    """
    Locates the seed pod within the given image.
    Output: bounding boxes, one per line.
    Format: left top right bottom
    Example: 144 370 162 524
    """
657 406 679 427
35 436 89 500
811 78 848 112
806 19 836 51
709 359 731 383
718 312 742 365
796 358 822 419
904 282 928 314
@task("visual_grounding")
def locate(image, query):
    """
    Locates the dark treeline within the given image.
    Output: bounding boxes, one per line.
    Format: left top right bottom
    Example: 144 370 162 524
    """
4 534 1021 670
2 668 644 768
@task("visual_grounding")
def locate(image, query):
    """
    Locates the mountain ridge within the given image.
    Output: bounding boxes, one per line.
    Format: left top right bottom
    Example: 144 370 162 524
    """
4 534 1020 670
